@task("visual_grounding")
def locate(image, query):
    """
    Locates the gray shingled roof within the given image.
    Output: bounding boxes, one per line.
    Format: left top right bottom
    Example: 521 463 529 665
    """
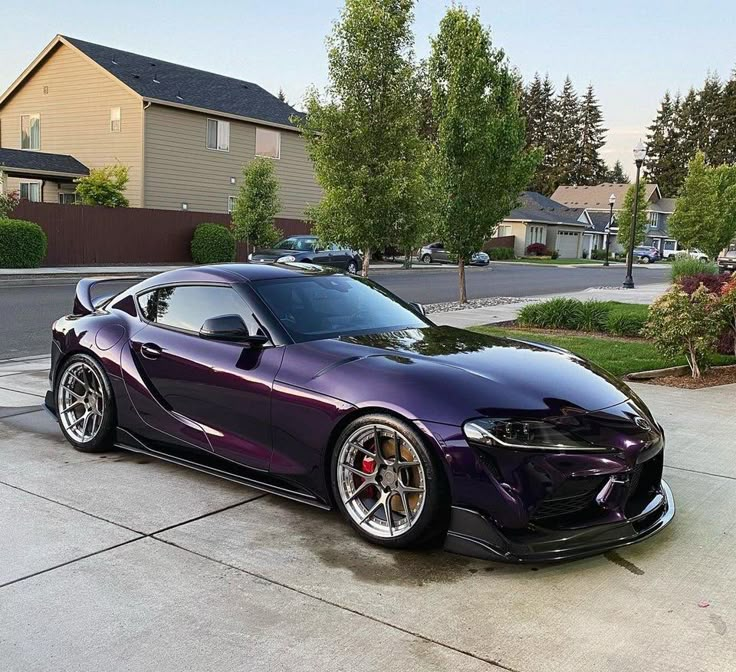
0 147 88 176
586 210 615 233
507 192 587 226
64 36 302 128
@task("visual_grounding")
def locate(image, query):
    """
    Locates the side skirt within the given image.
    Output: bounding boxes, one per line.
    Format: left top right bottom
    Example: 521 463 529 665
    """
115 428 331 511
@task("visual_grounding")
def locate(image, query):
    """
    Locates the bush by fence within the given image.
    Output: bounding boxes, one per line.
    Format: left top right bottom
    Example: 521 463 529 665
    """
191 223 236 264
0 219 47 268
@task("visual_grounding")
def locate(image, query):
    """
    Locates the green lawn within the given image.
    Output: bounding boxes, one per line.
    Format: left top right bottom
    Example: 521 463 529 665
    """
470 325 736 377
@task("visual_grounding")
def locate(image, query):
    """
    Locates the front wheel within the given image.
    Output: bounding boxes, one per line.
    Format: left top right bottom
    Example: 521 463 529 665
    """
421 254 432 264
346 259 358 274
331 414 449 549
642 256 651 264
55 353 116 453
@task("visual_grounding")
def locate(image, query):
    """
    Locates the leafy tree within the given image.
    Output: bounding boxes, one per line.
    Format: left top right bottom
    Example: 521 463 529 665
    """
720 275 736 356
0 172 20 218
74 164 129 207
645 284 723 379
573 84 607 185
231 157 282 250
615 179 649 252
549 77 581 190
669 152 736 260
604 160 629 183
429 7 538 302
297 0 429 276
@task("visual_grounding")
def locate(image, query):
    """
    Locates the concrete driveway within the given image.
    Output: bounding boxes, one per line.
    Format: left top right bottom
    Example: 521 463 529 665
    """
1 355 734 672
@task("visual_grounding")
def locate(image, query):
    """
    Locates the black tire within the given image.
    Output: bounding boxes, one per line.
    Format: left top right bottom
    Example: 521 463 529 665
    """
346 259 358 274
642 256 651 264
330 413 450 549
421 254 432 264
55 353 116 453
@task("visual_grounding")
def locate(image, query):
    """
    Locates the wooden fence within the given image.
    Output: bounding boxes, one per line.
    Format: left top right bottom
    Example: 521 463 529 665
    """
10 201 310 266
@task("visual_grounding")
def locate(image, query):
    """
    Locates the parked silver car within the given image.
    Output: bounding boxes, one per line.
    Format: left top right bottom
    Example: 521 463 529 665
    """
418 242 490 266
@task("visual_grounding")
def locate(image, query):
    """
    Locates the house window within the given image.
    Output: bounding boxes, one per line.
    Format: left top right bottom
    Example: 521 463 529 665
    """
528 225 544 244
20 114 40 149
497 225 511 237
206 119 230 151
228 196 236 213
59 192 78 205
255 128 280 159
20 181 41 202
110 107 121 132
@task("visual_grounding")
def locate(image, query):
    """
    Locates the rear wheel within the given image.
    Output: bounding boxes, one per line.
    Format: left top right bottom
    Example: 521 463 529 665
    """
331 414 449 548
421 254 432 264
642 255 651 264
55 353 115 453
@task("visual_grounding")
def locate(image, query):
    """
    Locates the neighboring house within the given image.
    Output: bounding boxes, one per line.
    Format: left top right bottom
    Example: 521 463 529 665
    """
492 191 588 258
551 183 679 256
0 35 321 223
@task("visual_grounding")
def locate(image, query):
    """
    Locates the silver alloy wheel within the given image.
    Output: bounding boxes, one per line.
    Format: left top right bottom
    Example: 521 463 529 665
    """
336 423 426 539
57 362 106 444
347 260 358 274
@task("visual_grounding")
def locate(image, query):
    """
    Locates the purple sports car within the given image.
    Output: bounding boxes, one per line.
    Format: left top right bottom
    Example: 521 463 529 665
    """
46 263 674 562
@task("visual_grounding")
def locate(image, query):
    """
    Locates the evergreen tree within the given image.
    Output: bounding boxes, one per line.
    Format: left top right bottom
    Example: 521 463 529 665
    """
712 70 736 165
693 74 722 158
524 73 556 194
549 77 581 191
573 84 607 185
644 92 678 194
604 160 629 183
277 88 287 103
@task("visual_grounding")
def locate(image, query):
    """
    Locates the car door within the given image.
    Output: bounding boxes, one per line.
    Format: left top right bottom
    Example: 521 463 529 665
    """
435 242 450 263
327 243 350 269
128 283 284 471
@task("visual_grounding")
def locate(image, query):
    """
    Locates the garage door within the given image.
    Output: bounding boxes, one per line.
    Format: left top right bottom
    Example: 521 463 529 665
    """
556 231 580 259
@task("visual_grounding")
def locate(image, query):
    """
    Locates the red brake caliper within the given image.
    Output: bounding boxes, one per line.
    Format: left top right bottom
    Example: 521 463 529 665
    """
360 455 377 499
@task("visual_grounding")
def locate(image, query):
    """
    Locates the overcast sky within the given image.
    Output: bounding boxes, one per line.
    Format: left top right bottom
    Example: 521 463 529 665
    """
2 0 735 173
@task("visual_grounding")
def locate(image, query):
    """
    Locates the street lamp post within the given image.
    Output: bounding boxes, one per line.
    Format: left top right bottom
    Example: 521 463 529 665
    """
603 193 615 267
623 141 647 289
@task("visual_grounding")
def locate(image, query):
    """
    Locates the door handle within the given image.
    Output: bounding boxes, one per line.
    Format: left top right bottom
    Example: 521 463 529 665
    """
140 343 162 360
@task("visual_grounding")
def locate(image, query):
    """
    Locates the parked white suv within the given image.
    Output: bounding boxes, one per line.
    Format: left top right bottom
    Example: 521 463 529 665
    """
674 249 709 262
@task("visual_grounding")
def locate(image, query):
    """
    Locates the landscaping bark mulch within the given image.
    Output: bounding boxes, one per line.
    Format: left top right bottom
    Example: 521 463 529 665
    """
643 365 736 389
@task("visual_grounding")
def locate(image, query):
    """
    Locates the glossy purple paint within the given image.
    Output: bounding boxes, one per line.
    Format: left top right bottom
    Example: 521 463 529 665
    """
47 263 674 562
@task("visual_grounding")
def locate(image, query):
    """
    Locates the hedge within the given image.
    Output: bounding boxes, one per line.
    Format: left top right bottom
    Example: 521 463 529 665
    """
488 247 515 260
191 223 236 264
0 219 47 268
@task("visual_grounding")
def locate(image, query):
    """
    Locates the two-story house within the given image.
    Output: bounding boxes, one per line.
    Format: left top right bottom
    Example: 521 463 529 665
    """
551 183 678 256
0 35 322 225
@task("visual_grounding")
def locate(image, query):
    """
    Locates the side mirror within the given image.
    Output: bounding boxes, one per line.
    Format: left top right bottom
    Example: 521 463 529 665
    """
199 314 267 346
410 302 426 316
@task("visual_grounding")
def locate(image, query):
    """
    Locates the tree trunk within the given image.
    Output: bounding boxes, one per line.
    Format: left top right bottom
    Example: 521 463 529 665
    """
403 248 413 269
458 258 467 304
362 248 371 277
687 343 701 379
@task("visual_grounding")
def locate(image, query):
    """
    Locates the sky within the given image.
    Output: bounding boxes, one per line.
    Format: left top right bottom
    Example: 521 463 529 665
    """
2 0 735 174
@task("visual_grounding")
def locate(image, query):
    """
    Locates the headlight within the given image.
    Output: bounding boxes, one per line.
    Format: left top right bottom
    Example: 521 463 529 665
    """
463 417 610 452
247 253 253 261
277 255 296 263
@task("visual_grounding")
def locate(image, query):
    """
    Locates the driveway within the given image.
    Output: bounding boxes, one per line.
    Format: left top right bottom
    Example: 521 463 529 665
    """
1 354 734 671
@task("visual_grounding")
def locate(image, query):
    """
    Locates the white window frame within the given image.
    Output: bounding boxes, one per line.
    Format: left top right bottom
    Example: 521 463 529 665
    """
19 180 42 202
110 107 121 132
206 118 230 152
227 196 236 213
255 127 281 159
20 113 41 150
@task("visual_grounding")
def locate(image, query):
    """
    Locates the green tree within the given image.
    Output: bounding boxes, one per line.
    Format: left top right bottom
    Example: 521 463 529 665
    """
549 76 581 190
297 0 429 276
644 92 682 196
604 160 629 183
669 152 736 259
74 164 129 207
573 84 607 185
615 179 649 252
231 157 282 250
713 70 736 165
523 73 557 194
429 7 538 302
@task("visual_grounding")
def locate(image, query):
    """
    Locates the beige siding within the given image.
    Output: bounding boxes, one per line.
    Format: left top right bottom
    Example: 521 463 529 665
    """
144 104 321 218
0 43 143 205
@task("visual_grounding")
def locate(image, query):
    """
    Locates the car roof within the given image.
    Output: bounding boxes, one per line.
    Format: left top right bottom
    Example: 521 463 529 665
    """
133 262 338 291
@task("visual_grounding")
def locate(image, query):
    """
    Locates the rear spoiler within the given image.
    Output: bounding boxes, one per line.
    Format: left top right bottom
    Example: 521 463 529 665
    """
73 276 143 316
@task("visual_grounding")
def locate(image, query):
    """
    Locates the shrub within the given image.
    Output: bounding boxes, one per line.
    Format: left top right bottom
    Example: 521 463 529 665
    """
606 305 648 337
0 189 20 219
75 164 130 207
526 242 547 256
0 218 47 268
590 249 608 261
550 249 560 259
191 223 236 264
670 256 718 282
488 247 515 260
644 285 723 378
720 275 736 356
677 272 729 296
577 300 609 332
517 298 583 329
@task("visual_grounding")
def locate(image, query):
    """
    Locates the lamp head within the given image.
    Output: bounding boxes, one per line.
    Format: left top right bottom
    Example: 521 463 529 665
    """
633 140 647 165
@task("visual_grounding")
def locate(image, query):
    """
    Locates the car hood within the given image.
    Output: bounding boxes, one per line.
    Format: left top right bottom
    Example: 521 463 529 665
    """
277 326 645 425
251 249 305 261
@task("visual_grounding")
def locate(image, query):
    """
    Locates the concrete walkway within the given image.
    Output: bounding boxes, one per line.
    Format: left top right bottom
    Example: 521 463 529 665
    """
432 283 669 328
1 353 734 671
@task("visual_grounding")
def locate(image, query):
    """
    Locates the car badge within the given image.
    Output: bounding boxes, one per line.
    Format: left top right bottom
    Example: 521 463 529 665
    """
634 417 651 431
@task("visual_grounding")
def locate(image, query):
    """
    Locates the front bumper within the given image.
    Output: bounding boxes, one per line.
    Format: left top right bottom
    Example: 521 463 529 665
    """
444 480 674 563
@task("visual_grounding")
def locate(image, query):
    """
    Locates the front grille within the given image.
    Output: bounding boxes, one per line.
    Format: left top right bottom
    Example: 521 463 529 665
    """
531 476 607 522
625 452 664 516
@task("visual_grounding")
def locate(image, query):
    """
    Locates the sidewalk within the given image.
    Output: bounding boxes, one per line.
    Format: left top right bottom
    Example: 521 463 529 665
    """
431 283 669 328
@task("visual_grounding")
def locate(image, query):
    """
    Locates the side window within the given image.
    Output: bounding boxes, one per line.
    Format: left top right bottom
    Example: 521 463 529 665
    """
137 285 260 335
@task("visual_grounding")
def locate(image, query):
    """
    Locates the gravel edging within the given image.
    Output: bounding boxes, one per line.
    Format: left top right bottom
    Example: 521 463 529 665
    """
424 297 529 314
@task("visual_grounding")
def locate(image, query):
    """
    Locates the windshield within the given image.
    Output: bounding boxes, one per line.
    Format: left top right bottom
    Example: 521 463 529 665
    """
275 237 317 251
253 275 430 342
726 251 736 258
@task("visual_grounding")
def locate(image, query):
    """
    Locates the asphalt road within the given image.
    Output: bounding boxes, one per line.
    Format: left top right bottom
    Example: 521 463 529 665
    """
0 264 667 359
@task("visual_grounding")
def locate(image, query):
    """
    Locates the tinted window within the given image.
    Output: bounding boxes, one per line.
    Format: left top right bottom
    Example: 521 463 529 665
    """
253 275 428 342
275 237 317 252
137 285 259 334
